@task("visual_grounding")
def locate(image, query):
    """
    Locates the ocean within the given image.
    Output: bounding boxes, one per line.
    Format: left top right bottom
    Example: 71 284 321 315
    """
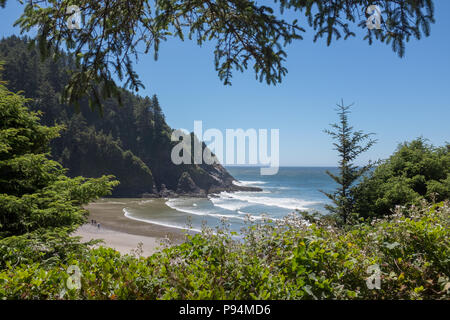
123 167 339 232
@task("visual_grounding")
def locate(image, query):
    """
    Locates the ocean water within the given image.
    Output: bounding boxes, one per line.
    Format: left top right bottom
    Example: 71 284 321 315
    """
124 167 339 232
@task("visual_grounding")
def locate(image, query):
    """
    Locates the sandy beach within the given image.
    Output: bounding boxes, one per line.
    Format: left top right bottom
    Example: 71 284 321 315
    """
73 198 188 256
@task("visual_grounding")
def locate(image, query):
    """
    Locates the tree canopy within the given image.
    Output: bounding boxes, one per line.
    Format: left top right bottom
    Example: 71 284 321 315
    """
2 0 436 111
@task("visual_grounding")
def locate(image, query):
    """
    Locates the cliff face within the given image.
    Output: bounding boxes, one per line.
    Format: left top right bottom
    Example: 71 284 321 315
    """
0 36 260 197
55 104 261 197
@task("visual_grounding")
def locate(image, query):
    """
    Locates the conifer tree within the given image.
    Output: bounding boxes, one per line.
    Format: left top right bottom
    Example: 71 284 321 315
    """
322 100 376 224
152 94 167 138
0 66 118 237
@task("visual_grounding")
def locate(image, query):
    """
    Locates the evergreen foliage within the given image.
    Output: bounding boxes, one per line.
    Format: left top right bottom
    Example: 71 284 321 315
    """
0 69 118 238
2 0 435 111
321 101 376 224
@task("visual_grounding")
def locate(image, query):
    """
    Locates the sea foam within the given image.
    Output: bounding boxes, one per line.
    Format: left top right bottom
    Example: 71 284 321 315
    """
217 191 317 211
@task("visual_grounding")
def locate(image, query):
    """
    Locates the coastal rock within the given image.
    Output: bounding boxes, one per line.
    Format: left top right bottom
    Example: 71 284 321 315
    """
176 172 201 194
158 184 176 197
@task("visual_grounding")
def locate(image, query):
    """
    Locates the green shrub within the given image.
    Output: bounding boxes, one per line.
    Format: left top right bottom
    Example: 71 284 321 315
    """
352 138 450 219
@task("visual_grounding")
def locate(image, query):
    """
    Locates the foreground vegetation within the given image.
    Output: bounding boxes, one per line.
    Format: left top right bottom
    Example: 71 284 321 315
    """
1 201 448 299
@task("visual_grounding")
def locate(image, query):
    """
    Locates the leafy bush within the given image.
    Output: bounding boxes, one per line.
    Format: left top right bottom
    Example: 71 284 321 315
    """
352 138 450 219
0 228 97 269
1 201 448 300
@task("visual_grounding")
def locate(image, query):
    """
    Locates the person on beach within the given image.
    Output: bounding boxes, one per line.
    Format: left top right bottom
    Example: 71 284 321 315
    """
97 223 100 230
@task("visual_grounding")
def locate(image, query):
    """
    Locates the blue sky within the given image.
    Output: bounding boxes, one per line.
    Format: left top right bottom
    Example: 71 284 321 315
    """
1 1 449 166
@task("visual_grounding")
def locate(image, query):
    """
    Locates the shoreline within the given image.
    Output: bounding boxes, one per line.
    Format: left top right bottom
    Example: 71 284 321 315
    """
73 198 189 256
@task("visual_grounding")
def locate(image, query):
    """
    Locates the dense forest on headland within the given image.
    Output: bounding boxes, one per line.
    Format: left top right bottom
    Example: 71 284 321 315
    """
0 36 448 299
0 36 260 197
